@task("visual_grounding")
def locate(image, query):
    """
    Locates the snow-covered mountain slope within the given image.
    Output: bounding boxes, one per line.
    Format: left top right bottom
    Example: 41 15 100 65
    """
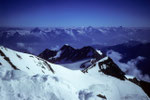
0 46 149 100
39 45 126 80
0 46 54 75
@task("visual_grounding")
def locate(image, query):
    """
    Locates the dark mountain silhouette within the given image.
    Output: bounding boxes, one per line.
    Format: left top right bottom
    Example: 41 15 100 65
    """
39 45 126 80
92 41 150 76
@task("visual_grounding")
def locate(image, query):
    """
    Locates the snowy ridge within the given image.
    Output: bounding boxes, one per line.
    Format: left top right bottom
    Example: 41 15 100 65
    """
0 46 149 100
0 46 55 75
39 45 127 80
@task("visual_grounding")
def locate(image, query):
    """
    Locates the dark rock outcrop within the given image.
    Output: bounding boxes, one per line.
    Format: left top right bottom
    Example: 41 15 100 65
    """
39 45 103 63
39 45 126 81
128 78 150 98
39 49 57 60
0 49 19 70
98 57 126 80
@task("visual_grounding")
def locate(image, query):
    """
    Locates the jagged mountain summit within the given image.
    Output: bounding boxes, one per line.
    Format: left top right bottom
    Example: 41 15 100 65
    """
39 45 126 80
39 44 150 97
39 44 103 63
0 46 149 100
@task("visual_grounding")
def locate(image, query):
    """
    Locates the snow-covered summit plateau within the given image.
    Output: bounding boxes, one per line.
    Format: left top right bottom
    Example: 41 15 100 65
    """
0 46 149 100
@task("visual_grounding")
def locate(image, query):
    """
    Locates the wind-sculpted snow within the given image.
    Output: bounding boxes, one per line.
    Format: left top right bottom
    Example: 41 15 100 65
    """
0 46 149 100
0 67 149 100
0 46 54 75
0 67 79 100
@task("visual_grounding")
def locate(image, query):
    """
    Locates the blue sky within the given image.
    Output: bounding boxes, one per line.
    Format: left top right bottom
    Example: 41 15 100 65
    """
0 0 150 27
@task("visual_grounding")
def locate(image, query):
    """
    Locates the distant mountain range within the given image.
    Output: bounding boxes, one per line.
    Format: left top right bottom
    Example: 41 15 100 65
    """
0 27 150 99
1 27 150 54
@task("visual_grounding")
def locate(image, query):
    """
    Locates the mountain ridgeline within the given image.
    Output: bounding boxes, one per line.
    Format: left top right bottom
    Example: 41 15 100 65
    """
92 41 150 77
39 45 126 80
39 45 103 63
38 45 150 97
1 27 150 54
0 45 150 99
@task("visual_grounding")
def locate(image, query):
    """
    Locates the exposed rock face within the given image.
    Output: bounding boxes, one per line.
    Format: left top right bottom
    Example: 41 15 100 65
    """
0 45 150 99
98 57 126 80
128 78 150 98
38 45 150 97
39 45 103 63
0 49 19 70
39 45 126 80
39 49 57 60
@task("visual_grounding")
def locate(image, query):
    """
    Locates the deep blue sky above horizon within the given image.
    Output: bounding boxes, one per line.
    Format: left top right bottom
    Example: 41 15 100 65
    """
0 0 150 27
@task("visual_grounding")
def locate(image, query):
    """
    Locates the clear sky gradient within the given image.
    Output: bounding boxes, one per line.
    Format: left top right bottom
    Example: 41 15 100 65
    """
0 0 150 27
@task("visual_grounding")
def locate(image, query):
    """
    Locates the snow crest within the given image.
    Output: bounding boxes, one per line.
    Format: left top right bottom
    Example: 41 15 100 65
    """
0 46 149 100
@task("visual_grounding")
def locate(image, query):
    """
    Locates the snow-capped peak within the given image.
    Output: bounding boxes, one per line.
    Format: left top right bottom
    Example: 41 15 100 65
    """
0 46 149 100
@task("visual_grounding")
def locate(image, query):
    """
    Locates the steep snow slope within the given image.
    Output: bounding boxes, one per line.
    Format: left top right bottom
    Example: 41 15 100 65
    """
39 45 126 80
0 67 79 100
0 46 54 75
0 46 149 100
